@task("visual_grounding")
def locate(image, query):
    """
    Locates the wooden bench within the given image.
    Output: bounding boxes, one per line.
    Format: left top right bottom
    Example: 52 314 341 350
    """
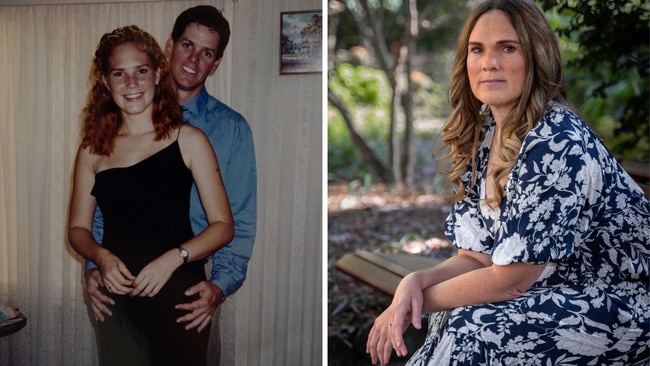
335 160 649 296
335 250 443 296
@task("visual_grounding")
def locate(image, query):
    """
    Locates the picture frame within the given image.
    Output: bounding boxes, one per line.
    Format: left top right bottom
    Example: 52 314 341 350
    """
280 10 322 75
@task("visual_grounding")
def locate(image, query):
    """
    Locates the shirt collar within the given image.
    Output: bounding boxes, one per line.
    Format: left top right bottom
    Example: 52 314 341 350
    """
180 87 209 120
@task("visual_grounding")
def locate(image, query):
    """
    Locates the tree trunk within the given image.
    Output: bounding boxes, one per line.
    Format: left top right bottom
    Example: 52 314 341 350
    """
328 88 394 183
389 45 408 187
400 0 419 187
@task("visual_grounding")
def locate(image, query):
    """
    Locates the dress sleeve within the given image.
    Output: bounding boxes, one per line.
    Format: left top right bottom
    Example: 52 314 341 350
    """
491 113 603 266
445 196 494 254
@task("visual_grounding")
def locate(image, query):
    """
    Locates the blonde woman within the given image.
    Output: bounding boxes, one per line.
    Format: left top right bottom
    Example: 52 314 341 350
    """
366 1 649 365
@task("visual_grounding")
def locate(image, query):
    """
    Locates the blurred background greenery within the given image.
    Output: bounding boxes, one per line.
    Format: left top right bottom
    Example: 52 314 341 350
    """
328 0 649 188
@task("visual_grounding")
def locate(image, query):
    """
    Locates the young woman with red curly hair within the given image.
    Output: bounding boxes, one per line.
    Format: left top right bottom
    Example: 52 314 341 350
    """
68 25 233 365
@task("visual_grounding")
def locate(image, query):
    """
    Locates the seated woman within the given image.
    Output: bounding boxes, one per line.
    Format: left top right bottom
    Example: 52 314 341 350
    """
366 1 649 365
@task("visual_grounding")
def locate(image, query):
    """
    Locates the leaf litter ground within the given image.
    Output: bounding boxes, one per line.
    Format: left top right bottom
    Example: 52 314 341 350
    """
328 183 456 365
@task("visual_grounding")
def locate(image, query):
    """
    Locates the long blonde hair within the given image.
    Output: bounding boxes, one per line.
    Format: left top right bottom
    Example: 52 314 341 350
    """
439 0 566 205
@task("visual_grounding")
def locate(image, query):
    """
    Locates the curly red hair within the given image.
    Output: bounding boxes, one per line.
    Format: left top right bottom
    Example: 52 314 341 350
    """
81 25 183 155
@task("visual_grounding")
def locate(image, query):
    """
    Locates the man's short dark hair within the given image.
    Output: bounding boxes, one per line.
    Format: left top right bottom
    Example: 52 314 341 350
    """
171 5 231 60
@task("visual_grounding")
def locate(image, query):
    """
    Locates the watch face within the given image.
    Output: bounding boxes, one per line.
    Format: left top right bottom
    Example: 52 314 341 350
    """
179 247 188 262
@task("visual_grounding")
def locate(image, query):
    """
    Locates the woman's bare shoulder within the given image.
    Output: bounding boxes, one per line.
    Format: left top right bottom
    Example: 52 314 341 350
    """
75 144 104 174
177 124 213 160
178 124 208 142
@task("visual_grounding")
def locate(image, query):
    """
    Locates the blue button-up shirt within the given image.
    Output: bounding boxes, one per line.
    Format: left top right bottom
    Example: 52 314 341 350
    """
181 87 257 297
88 87 257 299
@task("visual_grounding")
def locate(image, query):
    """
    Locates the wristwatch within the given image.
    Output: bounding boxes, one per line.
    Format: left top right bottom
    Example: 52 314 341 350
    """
177 246 189 264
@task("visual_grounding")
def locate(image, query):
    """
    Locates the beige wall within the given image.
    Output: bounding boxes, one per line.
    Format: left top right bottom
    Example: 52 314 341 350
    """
0 0 322 364
226 0 323 364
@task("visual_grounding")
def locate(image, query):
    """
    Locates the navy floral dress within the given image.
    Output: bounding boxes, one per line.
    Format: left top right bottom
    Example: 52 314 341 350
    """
406 103 650 365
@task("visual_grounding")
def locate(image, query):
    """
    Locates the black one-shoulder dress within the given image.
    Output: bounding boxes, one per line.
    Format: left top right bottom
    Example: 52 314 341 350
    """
92 140 208 366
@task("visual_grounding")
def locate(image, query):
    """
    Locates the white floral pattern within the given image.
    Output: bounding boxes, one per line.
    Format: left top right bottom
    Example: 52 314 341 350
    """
406 104 650 365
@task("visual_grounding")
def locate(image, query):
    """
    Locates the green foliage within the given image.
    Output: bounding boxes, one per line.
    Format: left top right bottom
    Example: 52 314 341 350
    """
332 0 471 84
538 0 649 160
330 63 390 106
328 64 392 181
330 0 649 187
412 73 451 120
328 62 453 181
328 112 366 181
329 0 475 184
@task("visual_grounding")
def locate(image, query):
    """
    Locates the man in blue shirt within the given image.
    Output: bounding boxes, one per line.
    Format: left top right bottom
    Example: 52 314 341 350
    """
84 6 257 364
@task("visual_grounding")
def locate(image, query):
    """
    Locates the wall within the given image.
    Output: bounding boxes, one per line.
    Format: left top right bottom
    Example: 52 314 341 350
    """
226 0 323 364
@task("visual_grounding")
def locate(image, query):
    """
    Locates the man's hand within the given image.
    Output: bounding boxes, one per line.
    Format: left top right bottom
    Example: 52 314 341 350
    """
175 281 222 332
84 268 115 322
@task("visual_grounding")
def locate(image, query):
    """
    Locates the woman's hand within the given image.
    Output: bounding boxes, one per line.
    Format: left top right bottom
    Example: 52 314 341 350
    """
96 249 135 295
366 304 410 365
130 249 181 297
366 273 424 365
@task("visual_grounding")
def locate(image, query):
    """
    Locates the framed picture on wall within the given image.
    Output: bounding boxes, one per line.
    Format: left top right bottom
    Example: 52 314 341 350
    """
280 10 322 75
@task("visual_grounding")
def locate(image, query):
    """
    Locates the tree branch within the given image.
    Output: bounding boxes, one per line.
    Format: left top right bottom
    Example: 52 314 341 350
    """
328 88 394 183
